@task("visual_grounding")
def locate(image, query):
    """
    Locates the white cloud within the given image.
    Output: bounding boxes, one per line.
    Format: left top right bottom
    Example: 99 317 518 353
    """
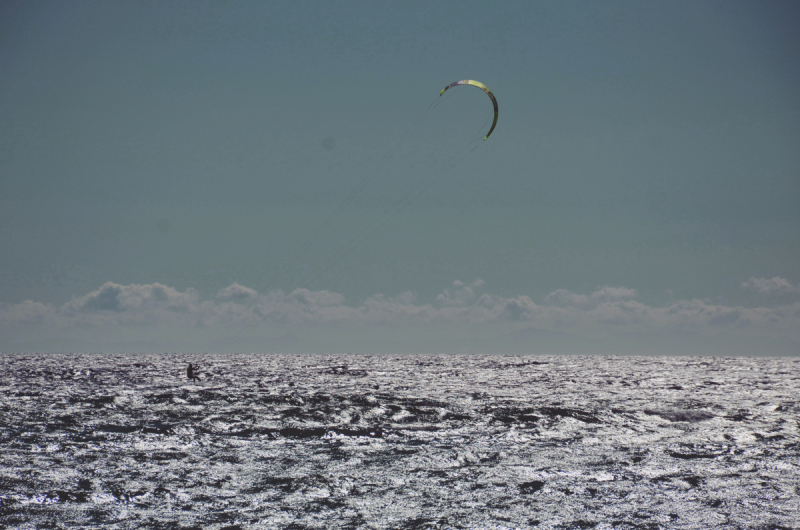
66 281 199 314
591 286 637 300
2 279 798 353
543 286 636 306
436 279 485 307
217 283 258 301
742 277 800 296
0 300 56 325
544 289 590 306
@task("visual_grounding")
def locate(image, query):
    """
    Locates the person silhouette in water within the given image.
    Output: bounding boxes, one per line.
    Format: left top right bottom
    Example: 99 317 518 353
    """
187 363 199 382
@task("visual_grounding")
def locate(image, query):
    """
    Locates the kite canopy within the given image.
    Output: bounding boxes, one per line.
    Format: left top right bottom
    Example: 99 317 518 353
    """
440 80 499 140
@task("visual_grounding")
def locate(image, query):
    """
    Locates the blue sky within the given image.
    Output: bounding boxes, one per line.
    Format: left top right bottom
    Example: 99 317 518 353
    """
1 1 798 354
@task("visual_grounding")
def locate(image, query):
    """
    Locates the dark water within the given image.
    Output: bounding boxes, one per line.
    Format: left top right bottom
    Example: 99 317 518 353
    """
0 353 798 529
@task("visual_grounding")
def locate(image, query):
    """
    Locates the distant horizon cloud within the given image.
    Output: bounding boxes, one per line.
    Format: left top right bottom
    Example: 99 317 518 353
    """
2 277 798 355
742 276 800 296
217 282 258 301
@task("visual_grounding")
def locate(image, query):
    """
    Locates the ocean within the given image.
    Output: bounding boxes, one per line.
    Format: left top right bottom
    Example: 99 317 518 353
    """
1 353 797 529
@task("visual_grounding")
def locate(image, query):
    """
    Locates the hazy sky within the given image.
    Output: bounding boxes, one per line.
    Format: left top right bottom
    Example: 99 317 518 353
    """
2 1 799 354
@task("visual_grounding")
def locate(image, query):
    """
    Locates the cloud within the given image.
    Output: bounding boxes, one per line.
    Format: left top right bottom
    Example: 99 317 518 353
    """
66 282 199 314
591 286 637 300
544 286 636 306
2 279 798 353
217 283 258 301
0 300 56 325
54 282 201 326
544 289 589 306
741 277 800 296
436 279 486 307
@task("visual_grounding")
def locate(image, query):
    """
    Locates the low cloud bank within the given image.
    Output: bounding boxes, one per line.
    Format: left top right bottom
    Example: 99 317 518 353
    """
2 278 798 354
742 276 800 296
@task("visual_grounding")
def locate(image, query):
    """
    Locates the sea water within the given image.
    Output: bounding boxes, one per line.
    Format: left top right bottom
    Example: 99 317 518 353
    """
0 353 797 529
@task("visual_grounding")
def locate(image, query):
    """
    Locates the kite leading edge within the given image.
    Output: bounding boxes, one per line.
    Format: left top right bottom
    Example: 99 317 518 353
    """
440 80 498 140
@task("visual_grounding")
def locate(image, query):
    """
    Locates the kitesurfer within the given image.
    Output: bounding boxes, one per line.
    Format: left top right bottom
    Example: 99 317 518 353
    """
187 363 199 382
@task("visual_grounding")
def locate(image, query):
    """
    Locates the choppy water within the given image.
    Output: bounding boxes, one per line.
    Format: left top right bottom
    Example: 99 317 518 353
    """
0 353 798 529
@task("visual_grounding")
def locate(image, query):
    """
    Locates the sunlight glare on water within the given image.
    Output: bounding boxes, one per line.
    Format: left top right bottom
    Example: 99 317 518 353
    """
0 353 798 529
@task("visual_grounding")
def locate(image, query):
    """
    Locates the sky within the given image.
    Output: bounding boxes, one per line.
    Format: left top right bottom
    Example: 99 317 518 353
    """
1 0 799 354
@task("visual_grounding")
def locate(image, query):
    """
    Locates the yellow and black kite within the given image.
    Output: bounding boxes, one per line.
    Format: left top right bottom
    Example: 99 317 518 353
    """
440 80 499 140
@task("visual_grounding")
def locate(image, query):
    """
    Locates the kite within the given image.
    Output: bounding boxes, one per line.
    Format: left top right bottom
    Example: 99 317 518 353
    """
440 80 499 140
